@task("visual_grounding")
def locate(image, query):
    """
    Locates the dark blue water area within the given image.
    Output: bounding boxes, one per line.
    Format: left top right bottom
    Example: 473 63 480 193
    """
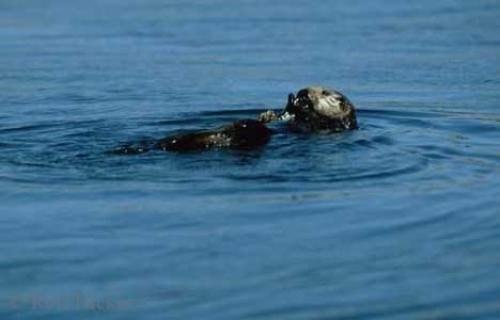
1 0 500 319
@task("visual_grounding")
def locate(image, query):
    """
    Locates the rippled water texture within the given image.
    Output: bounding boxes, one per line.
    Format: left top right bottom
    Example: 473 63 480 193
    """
1 1 499 319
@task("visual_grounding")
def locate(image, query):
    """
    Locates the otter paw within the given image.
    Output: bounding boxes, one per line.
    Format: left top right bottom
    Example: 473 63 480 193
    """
258 110 279 123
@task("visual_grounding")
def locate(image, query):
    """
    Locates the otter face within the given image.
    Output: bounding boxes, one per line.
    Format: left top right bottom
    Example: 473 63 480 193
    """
282 87 358 132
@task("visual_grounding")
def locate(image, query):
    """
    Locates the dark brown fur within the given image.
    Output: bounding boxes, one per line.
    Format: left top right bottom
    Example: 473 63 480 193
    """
155 119 272 151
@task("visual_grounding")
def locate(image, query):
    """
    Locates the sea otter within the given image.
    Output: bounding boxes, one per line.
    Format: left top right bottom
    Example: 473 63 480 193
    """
114 86 357 154
158 87 357 151
260 87 358 132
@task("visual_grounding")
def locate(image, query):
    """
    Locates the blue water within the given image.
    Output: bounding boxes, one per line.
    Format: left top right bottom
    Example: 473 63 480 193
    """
1 0 499 319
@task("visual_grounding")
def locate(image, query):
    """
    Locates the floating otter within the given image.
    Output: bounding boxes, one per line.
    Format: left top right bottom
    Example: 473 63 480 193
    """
260 87 358 132
114 86 357 154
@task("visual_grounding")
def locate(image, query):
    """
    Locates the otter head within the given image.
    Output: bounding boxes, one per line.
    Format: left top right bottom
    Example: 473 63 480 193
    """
282 87 358 132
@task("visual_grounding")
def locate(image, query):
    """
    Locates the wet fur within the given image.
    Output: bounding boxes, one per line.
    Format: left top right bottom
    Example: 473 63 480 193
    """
155 119 272 151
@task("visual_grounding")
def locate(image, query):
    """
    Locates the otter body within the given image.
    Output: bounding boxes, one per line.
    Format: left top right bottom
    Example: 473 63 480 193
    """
155 119 272 151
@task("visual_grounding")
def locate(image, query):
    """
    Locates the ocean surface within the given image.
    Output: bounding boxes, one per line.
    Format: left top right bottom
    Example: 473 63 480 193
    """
1 0 499 319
